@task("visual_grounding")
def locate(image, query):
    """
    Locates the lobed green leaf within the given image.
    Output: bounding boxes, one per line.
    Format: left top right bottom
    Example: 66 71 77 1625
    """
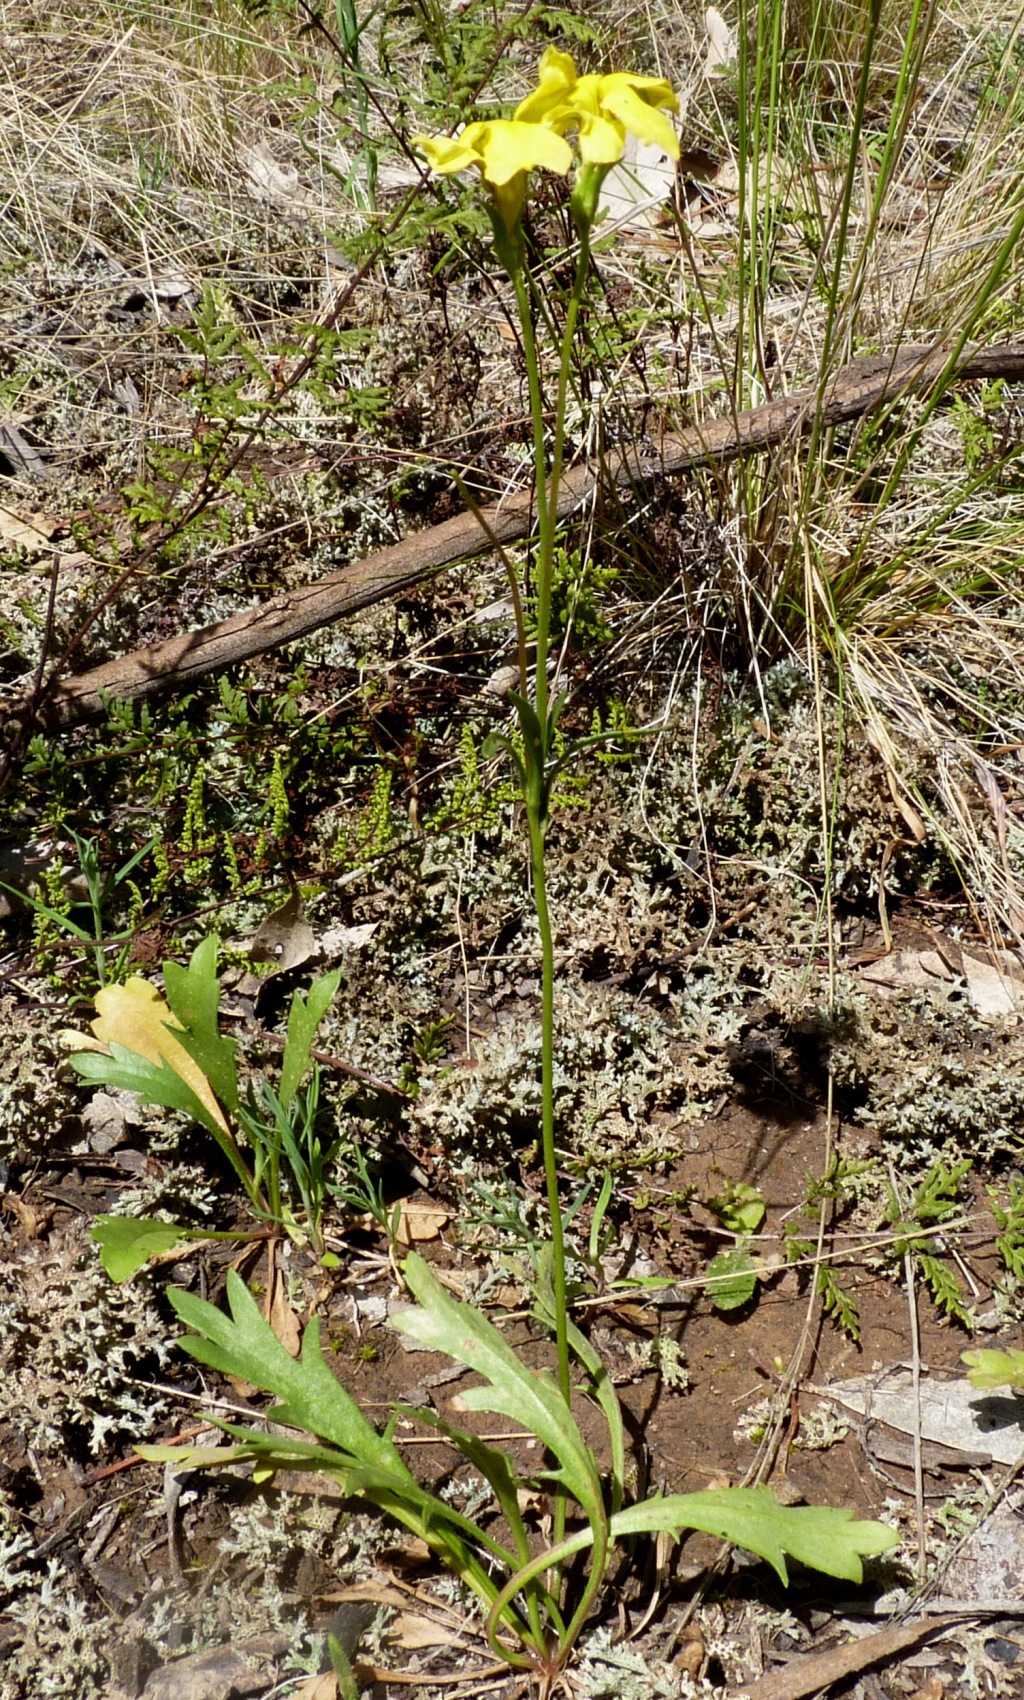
609 1489 898 1584
92 1215 194 1281
392 1252 605 1524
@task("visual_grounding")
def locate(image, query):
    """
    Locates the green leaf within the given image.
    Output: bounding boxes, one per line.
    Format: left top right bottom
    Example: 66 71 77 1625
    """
704 1248 758 1311
962 1347 1024 1391
707 1182 766 1235
481 1484 898 1616
609 1489 898 1584
398 1405 530 1570
72 1043 225 1142
919 1253 970 1325
534 1244 625 1514
170 1270 409 1476
507 692 550 818
481 728 527 794
392 1252 605 1526
328 1634 360 1700
162 937 240 1120
92 1214 193 1281
145 1412 511 1609
280 970 340 1108
816 1263 861 1342
137 1441 247 1468
166 1278 523 1616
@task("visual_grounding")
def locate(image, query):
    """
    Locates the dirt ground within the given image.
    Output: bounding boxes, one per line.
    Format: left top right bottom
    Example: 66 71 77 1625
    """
4 876 1024 1699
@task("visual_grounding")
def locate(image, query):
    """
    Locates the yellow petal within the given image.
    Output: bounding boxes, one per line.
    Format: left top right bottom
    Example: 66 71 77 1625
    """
412 128 486 176
92 978 231 1135
600 81 680 159
514 46 577 122
601 70 680 118
538 45 578 86
577 111 627 165
476 119 573 186
565 72 604 118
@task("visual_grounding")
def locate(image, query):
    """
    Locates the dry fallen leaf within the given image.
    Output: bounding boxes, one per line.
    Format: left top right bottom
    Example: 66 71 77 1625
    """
812 1368 1024 1466
704 5 736 73
0 424 49 480
961 951 1024 1019
675 1624 705 1680
857 944 1024 1018
2 1193 51 1242
598 127 684 233
0 506 57 549
250 888 316 972
318 920 379 955
89 979 231 1136
909 1680 946 1700
291 1675 337 1699
394 1201 450 1248
856 949 955 995
79 1090 130 1152
266 1258 302 1358
388 1612 453 1651
319 1581 408 1609
516 1485 547 1517
244 141 319 213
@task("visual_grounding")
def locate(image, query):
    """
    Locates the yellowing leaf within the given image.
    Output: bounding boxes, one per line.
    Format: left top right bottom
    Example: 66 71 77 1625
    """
91 978 230 1135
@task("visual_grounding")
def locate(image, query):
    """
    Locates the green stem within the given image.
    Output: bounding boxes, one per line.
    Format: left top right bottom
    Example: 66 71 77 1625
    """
505 219 597 1620
512 264 551 657
541 226 591 710
527 805 567 1402
510 231 592 1415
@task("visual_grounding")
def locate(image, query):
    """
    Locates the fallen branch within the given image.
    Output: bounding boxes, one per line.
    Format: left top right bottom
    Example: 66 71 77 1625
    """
734 1613 962 1700
10 341 1024 731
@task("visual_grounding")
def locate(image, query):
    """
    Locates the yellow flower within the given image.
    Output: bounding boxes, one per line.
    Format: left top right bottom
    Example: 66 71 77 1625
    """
413 118 573 234
515 46 680 166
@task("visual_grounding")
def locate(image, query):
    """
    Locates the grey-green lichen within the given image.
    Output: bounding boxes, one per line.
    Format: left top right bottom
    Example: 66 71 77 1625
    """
0 1221 172 1460
0 1505 109 1700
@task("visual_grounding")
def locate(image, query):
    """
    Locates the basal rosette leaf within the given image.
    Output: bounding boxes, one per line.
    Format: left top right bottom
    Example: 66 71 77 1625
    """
280 970 340 1108
391 1252 605 1525
161 937 240 1122
75 976 230 1137
170 1270 410 1476
92 1214 196 1281
611 1489 897 1584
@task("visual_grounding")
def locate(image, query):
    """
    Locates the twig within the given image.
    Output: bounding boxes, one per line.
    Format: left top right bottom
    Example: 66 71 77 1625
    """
9 341 1024 732
736 1614 963 1700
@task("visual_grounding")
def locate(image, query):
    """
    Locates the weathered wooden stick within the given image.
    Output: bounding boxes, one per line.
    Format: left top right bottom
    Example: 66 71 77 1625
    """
11 341 1024 730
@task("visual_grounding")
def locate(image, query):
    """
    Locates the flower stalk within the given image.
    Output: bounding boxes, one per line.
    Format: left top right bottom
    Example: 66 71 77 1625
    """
414 33 681 1604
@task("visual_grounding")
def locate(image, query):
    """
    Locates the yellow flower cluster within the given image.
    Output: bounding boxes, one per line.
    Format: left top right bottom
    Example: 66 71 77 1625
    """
413 46 679 235
515 48 679 166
